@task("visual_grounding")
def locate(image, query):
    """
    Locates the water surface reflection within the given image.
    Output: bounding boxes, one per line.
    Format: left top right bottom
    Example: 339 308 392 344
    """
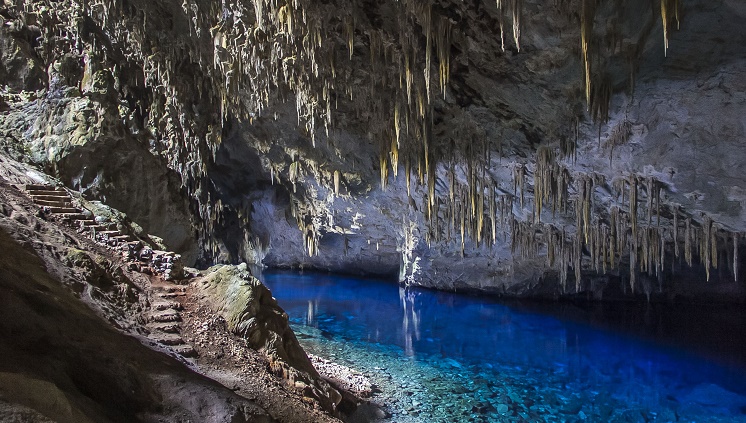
263 270 746 422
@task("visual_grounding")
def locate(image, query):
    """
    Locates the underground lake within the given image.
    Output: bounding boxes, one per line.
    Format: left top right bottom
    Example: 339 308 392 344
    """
263 271 746 423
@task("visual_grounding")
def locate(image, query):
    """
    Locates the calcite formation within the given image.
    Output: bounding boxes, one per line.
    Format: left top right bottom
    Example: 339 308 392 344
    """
1 0 745 300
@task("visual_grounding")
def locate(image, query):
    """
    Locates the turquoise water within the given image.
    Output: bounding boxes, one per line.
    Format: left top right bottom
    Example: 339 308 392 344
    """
262 271 746 423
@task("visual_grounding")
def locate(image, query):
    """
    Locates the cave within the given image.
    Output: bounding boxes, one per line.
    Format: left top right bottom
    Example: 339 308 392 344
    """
1 0 745 422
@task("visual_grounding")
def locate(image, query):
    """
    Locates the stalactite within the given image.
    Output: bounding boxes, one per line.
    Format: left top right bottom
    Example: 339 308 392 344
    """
490 188 497 245
711 224 718 270
661 0 669 57
660 227 665 277
590 74 612 123
513 164 525 210
655 183 661 227
333 170 340 195
477 189 485 244
685 217 692 267
511 0 522 52
646 177 654 227
583 177 592 243
630 240 637 292
435 16 452 99
574 236 582 292
380 154 388 190
630 174 638 243
391 136 399 178
673 205 679 258
496 0 506 52
345 15 354 60
581 0 596 109
735 233 740 282
704 216 712 281
460 201 466 257
394 103 401 148
423 3 432 105
610 206 618 269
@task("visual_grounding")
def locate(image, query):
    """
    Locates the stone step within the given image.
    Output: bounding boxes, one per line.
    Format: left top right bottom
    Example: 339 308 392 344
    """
150 333 185 346
151 300 181 311
87 224 117 232
82 227 108 234
34 199 72 207
149 309 181 323
112 235 131 242
31 194 70 201
170 344 197 358
47 206 81 214
157 292 186 299
26 184 64 192
146 322 181 333
57 213 88 220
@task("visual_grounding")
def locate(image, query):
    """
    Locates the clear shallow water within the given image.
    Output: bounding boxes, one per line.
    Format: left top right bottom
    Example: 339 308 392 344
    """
262 271 746 423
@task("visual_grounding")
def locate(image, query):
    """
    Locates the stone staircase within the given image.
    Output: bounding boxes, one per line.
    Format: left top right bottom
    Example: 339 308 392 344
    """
26 184 132 247
25 184 196 357
146 282 196 357
25 184 184 279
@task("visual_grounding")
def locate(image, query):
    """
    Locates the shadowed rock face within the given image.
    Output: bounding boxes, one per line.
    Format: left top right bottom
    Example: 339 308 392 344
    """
0 220 275 423
1 0 744 300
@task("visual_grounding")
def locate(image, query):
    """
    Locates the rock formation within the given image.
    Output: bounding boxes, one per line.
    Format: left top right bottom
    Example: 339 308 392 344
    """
195 263 343 410
0 154 344 422
1 0 745 301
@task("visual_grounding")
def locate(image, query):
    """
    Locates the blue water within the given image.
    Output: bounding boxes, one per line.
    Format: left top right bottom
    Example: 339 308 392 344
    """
263 271 746 423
